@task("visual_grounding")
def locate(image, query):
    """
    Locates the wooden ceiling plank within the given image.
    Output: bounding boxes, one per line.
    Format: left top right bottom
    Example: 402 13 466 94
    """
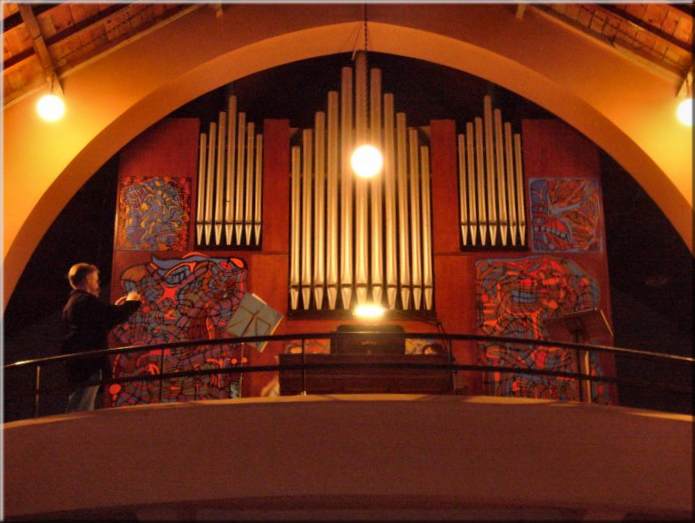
3 4 59 32
44 4 129 46
3 3 19 18
599 4 692 54
670 4 694 18
4 4 130 71
47 4 77 34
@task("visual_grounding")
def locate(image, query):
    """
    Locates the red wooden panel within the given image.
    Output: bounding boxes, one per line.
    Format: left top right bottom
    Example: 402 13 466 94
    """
116 117 200 256
522 119 600 180
430 119 460 254
261 119 290 253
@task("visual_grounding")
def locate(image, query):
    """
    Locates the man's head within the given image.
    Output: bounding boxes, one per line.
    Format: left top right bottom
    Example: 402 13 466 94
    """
68 263 100 296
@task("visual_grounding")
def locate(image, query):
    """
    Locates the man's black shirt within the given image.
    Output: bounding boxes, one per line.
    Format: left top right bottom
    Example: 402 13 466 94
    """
62 289 140 385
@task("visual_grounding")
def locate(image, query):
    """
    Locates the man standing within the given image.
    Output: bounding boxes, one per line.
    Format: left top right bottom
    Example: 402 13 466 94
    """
62 263 141 412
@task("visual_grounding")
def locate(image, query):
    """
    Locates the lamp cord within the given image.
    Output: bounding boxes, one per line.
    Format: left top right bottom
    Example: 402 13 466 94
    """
363 3 368 53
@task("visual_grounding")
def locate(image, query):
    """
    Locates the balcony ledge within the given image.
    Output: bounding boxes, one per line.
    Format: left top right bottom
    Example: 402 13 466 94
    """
4 394 692 520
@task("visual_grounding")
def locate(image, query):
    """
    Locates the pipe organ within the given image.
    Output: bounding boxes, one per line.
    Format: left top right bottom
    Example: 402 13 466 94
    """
290 52 434 313
196 96 263 248
457 95 526 248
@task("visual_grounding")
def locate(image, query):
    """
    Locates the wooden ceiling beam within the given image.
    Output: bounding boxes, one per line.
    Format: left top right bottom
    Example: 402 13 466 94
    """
515 4 527 20
18 4 61 92
677 67 692 98
3 48 34 70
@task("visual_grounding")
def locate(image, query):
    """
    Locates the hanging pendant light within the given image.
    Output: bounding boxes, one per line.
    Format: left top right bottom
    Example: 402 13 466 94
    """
676 98 692 127
36 75 65 122
351 144 383 178
676 72 692 127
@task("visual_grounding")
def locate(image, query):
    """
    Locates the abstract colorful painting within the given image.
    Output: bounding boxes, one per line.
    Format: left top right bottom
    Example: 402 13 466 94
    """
529 178 602 252
476 256 611 402
116 176 191 251
107 253 248 406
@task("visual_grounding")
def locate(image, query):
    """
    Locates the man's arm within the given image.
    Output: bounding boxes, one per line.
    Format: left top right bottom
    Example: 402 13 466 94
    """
106 292 141 328
74 293 141 330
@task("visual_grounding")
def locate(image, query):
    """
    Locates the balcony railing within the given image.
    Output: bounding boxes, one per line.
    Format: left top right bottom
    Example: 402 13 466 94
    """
4 331 693 420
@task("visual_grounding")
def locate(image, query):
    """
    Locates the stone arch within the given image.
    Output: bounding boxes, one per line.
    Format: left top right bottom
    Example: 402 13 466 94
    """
4 7 691 303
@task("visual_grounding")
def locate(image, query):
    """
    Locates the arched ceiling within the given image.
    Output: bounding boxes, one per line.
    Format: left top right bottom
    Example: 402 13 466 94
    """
3 4 693 306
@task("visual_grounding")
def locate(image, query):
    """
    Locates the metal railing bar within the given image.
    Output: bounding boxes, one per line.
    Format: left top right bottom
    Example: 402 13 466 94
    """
5 332 694 369
24 362 685 397
14 372 693 400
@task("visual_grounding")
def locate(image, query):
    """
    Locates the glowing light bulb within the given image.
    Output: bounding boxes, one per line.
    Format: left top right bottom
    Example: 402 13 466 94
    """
676 98 692 126
351 144 383 178
353 303 386 320
36 94 66 122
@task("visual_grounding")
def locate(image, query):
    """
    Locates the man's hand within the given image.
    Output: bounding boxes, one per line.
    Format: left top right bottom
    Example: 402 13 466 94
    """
114 291 141 305
126 290 142 302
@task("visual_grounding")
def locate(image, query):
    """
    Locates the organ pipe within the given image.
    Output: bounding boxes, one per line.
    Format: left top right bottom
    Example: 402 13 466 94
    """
354 53 369 305
504 122 518 246
466 122 477 246
254 134 263 245
326 91 339 310
214 111 226 245
204 121 216 246
396 113 411 310
224 96 237 244
290 146 301 311
244 122 255 245
313 112 326 310
420 146 433 311
234 112 246 245
514 133 526 246
408 128 422 310
483 96 498 246
494 109 508 247
475 117 487 246
370 68 384 306
196 133 206 246
340 66 354 310
457 133 468 246
383 93 398 310
301 129 313 310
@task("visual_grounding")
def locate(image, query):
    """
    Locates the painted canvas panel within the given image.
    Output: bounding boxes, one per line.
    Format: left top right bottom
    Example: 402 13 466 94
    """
107 253 248 406
530 178 602 252
116 176 191 251
476 256 611 402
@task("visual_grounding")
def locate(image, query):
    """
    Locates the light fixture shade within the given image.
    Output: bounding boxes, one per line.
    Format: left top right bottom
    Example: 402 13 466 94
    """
36 94 65 122
676 98 692 126
351 144 383 178
353 303 386 319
